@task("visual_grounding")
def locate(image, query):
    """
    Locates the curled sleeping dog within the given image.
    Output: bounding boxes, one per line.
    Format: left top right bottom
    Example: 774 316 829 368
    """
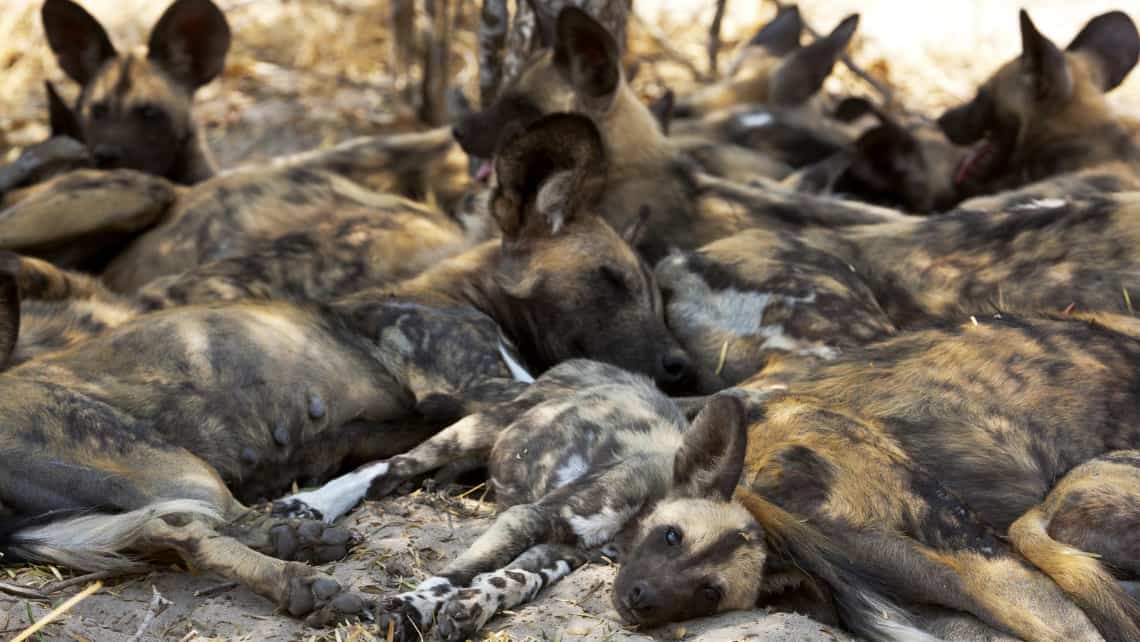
300 313 1140 641
0 114 693 624
661 178 1140 388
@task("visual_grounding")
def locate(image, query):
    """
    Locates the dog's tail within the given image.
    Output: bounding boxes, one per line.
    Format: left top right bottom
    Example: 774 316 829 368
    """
0 500 221 572
737 490 939 642
1010 505 1140 642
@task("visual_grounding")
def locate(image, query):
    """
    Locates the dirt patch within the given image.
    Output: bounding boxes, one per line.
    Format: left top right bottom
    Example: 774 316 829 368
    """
1 489 854 641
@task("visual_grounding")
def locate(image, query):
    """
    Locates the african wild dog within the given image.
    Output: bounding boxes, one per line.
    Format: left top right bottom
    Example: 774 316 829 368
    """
665 7 865 171
619 312 1140 642
660 177 1140 387
453 6 890 262
938 10 1140 198
304 314 1140 641
41 0 230 184
0 114 692 624
100 126 468 291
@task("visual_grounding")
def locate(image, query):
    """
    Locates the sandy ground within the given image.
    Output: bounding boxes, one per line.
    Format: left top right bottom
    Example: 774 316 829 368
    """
0 488 855 642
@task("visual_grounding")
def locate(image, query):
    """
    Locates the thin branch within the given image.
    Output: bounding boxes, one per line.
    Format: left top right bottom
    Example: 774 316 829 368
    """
631 11 710 83
478 0 510 107
126 586 173 642
707 0 728 77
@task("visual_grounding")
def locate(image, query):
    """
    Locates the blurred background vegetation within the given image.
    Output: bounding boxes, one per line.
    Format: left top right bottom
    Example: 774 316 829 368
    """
2 0 1139 170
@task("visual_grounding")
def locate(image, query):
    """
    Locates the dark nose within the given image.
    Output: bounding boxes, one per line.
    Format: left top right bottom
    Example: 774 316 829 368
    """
657 350 692 385
92 146 122 169
451 125 466 145
626 580 654 612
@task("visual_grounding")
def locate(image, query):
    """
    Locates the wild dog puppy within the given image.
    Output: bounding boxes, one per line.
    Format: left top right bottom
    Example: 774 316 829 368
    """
453 6 891 262
939 10 1140 198
619 313 1140 641
41 0 230 184
0 114 692 624
279 360 729 641
102 129 471 292
661 183 1140 386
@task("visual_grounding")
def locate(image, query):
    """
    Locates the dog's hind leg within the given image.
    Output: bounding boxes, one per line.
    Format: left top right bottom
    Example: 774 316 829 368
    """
139 515 375 626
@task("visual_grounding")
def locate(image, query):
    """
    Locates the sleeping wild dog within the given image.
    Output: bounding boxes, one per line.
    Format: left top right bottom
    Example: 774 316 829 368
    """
0 114 692 625
328 312 1140 641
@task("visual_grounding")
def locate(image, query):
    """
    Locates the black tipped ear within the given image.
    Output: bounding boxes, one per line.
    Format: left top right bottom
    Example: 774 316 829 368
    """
147 0 231 89
747 5 802 56
1019 9 1072 103
673 394 748 501
650 89 675 135
0 252 21 370
554 7 622 101
492 113 607 240
41 0 117 86
1067 11 1140 92
526 0 557 48
45 81 81 140
769 14 858 106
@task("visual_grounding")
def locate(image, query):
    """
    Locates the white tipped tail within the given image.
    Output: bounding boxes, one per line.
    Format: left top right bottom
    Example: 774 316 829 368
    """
6 500 221 572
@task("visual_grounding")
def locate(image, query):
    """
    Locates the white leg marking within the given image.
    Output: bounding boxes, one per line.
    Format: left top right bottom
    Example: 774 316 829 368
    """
279 461 390 523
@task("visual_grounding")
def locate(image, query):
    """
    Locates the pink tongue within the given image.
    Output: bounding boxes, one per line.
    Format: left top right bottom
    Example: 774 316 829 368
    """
954 140 993 186
475 161 492 183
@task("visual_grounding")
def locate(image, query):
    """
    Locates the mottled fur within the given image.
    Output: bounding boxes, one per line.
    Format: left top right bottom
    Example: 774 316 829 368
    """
0 116 691 624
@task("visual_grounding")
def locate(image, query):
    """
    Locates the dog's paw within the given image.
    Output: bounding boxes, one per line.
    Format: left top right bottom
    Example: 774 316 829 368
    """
435 589 495 641
269 520 357 564
271 497 324 521
282 571 375 627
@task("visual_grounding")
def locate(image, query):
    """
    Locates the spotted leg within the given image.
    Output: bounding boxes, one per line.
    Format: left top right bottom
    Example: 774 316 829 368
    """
375 460 658 641
435 544 586 641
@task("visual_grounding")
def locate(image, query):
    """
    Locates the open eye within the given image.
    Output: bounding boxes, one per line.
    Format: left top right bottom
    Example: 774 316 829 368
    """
702 584 723 603
133 103 162 121
664 526 682 546
89 102 109 120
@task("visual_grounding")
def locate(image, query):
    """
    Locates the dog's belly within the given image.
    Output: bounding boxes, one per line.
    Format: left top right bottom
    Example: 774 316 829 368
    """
3 303 412 506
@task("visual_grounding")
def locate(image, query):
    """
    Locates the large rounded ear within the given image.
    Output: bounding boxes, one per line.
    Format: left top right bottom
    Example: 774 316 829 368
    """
672 394 748 501
525 0 557 48
491 113 607 241
554 7 621 102
41 0 117 86
1019 9 1072 103
46 81 82 140
147 0 231 90
1066 11 1139 92
769 14 858 106
0 252 21 370
747 5 803 56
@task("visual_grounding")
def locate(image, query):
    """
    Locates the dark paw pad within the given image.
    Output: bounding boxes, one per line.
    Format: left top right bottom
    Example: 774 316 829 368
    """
269 520 357 564
436 598 486 641
272 498 324 521
286 573 376 626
